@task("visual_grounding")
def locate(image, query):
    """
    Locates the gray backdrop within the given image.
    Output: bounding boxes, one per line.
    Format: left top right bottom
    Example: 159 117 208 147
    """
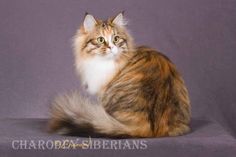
0 0 236 137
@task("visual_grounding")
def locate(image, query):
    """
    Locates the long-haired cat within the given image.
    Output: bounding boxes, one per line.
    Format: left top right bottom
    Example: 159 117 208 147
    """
48 12 191 137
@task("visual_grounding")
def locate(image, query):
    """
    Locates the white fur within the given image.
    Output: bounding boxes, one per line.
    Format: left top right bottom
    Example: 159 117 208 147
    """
78 56 117 95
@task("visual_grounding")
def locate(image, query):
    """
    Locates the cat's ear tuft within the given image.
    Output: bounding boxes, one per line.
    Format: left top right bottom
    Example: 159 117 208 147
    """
83 13 97 32
112 12 127 27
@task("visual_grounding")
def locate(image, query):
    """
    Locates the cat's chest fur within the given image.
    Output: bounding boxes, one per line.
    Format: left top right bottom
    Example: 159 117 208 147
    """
79 57 117 95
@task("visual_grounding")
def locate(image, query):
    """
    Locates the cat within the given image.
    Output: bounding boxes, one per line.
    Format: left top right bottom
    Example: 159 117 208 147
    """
48 12 191 138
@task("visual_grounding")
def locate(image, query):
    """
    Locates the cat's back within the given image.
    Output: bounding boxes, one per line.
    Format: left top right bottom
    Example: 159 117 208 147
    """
135 46 172 64
120 46 176 77
104 45 180 96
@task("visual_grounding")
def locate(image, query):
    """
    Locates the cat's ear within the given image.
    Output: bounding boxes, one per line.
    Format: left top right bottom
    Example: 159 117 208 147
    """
112 12 127 27
83 13 97 32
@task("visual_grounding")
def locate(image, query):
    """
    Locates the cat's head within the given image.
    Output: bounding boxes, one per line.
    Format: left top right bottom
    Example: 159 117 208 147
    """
73 12 134 60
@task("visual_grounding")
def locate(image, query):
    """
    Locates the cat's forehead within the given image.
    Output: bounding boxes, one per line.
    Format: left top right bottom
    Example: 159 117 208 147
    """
96 20 117 35
101 21 110 28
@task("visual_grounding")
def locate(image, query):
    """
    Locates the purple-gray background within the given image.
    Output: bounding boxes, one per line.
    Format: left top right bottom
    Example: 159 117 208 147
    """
0 0 236 137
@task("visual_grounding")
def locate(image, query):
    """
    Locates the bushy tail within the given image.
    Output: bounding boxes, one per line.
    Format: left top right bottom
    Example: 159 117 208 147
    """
47 91 131 137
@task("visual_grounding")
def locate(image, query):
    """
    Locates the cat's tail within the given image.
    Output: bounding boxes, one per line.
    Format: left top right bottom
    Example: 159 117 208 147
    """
47 91 132 137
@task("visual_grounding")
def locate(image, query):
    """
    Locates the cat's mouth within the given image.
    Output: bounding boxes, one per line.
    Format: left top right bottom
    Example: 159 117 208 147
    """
106 51 119 59
94 50 120 60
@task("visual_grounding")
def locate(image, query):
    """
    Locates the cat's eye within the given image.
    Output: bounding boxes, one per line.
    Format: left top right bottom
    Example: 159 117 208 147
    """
113 36 120 43
97 37 105 44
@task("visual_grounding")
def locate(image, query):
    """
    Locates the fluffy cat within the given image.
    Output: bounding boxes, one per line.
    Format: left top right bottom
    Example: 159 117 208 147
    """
48 12 191 137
